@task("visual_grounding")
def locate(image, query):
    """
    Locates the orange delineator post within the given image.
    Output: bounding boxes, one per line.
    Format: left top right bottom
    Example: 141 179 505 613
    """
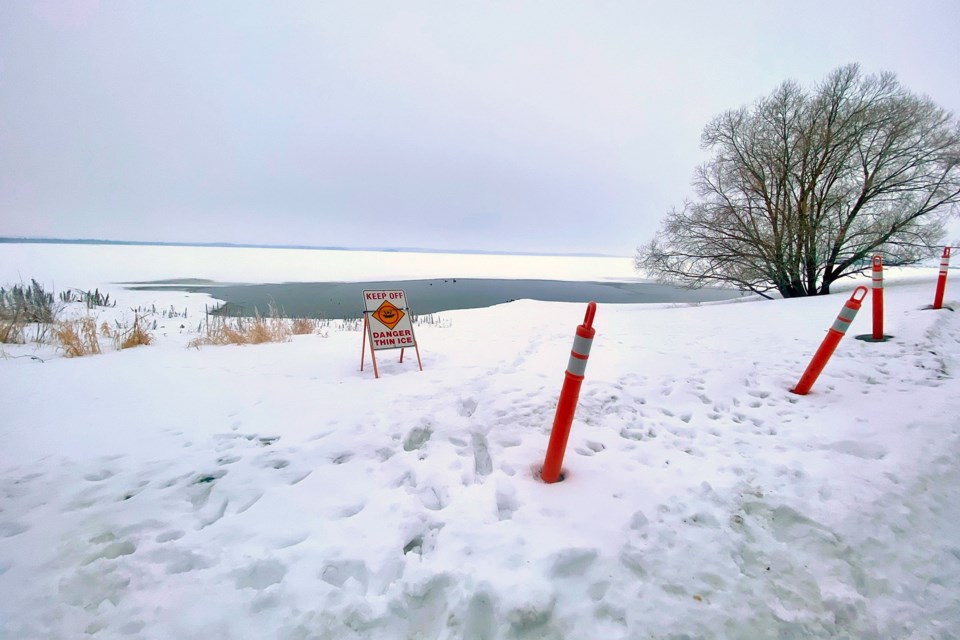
541 301 596 484
871 255 884 340
792 286 868 395
933 247 951 309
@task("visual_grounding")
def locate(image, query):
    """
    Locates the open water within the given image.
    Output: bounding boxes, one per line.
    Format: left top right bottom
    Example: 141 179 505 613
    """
128 278 745 319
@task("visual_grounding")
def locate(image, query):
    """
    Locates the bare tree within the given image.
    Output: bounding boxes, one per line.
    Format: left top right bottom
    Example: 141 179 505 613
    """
637 65 960 298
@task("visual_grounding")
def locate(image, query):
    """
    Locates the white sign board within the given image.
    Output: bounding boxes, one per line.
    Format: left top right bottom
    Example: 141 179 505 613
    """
363 289 417 351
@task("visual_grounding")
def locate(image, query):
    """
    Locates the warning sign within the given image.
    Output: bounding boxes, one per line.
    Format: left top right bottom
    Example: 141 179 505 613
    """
362 290 417 351
360 289 422 378
372 300 404 330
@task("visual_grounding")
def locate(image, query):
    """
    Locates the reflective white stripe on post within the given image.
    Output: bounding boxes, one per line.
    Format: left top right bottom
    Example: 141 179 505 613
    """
567 354 588 377
571 334 593 358
831 305 858 333
566 335 593 377
837 305 858 322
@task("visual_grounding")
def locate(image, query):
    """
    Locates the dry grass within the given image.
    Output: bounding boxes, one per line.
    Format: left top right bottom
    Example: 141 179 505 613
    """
0 307 27 344
290 317 318 335
54 317 101 357
115 313 153 350
247 313 289 344
97 314 155 351
189 308 293 348
0 314 25 344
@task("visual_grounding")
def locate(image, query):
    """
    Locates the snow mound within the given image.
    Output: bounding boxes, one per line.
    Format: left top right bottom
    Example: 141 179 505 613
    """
1 247 959 638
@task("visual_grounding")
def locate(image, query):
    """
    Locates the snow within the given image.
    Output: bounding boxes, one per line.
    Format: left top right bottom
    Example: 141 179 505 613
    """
0 243 639 289
1 243 959 639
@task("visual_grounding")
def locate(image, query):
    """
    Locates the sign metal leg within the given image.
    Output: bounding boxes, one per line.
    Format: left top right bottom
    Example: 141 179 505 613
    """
360 315 367 371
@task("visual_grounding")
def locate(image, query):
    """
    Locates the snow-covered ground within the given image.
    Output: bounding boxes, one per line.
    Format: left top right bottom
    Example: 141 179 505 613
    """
1 244 959 639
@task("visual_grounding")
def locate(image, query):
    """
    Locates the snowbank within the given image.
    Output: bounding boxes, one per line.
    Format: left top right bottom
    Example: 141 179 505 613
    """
1 245 958 639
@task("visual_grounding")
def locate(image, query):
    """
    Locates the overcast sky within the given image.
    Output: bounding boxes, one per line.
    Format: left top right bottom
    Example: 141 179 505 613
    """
2 1 958 255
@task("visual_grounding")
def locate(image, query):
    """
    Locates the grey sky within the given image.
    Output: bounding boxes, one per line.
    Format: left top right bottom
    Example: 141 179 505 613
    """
2 1 958 255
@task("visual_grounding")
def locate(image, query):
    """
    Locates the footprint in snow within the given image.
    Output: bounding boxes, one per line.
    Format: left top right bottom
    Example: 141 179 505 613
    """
619 426 655 441
458 397 478 418
404 425 433 452
390 470 417 489
330 452 353 465
575 441 605 457
416 485 449 511
471 433 493 476
496 485 519 521
234 558 286 590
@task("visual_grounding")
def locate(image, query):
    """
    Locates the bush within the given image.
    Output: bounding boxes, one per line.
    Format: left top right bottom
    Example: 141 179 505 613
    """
54 317 101 357
0 279 56 324
60 288 116 309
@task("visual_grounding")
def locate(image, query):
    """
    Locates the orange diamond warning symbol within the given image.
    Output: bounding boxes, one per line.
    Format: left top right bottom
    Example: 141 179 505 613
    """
372 300 405 330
